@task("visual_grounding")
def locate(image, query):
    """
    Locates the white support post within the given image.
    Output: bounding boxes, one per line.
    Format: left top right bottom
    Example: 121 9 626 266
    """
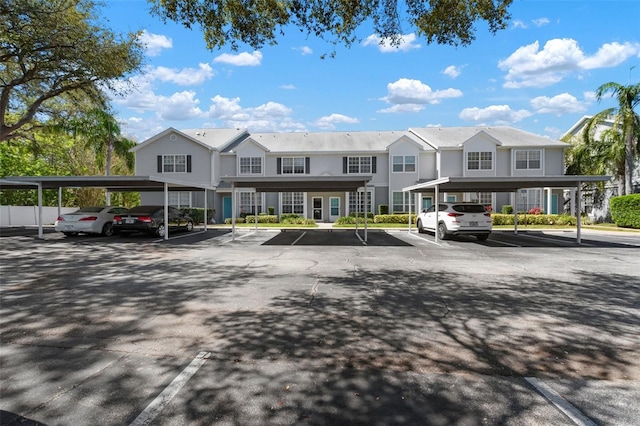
576 182 582 245
164 182 169 240
408 191 412 233
434 185 439 244
514 191 518 235
58 187 62 217
364 182 368 243
37 183 43 239
232 184 236 241
255 191 258 232
203 189 208 231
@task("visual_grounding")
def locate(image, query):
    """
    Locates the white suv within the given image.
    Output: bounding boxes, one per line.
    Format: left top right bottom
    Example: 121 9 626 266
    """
416 202 492 241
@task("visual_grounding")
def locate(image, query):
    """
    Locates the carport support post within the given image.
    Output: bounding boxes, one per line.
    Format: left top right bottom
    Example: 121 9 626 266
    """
57 187 62 218
163 182 170 240
255 191 258 232
514 191 518 235
408 191 412 232
364 181 368 243
203 188 208 231
434 184 439 244
231 184 236 241
37 183 43 239
576 181 582 244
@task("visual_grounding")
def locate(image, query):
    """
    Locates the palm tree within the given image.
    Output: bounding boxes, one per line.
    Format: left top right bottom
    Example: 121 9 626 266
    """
585 82 640 195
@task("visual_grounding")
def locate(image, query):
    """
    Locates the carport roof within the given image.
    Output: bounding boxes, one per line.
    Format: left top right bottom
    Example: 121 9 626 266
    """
403 175 611 193
0 175 216 192
224 175 372 192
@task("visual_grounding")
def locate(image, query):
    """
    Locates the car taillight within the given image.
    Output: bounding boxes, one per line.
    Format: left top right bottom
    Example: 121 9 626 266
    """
447 212 464 217
113 215 122 221
484 212 491 217
56 216 64 221
138 216 152 223
79 216 98 221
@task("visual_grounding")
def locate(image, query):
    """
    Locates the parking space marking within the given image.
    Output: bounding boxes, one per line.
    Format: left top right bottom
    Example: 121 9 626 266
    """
129 352 210 426
525 377 597 426
405 231 444 246
291 231 307 245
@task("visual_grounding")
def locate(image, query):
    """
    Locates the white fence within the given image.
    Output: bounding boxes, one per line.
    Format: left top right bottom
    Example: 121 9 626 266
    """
0 206 77 227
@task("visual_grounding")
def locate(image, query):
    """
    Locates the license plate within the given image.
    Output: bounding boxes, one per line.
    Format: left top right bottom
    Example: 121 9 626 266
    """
469 221 478 227
125 219 135 224
64 225 73 230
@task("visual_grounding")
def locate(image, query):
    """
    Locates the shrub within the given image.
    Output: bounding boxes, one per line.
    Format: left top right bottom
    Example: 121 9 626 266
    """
378 204 389 215
610 194 640 229
225 217 245 224
501 205 513 214
245 214 279 224
348 212 374 219
491 213 578 226
373 214 416 224
528 207 545 215
181 208 215 224
267 206 275 215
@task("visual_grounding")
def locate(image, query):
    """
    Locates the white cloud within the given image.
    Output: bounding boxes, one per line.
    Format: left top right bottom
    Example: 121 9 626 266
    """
156 91 203 121
512 20 527 29
442 65 463 79
530 93 587 115
382 78 463 105
139 30 172 56
149 63 215 85
294 46 313 56
214 51 263 66
459 105 532 124
362 33 421 53
378 104 426 114
280 84 296 90
532 18 550 27
313 114 360 130
205 95 304 131
499 38 640 88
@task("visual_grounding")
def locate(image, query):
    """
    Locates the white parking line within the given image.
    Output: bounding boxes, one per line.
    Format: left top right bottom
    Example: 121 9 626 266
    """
291 231 307 245
405 231 443 246
129 352 210 426
525 377 597 426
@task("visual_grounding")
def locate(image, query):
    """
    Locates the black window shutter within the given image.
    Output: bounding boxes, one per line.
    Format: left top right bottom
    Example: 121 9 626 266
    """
277 157 281 174
187 155 192 173
305 157 310 174
372 156 377 173
343 157 348 174
157 156 162 173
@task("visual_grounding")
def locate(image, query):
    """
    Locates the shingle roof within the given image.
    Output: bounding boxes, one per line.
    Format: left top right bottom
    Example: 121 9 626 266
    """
409 126 569 149
180 128 248 149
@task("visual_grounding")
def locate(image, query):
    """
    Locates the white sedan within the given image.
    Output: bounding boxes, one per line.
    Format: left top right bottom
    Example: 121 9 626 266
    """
54 206 129 237
416 202 492 241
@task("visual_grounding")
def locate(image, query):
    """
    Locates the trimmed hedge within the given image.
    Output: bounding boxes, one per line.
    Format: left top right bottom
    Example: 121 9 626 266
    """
610 194 640 229
181 208 215 224
491 213 578 226
374 214 417 224
245 214 279 224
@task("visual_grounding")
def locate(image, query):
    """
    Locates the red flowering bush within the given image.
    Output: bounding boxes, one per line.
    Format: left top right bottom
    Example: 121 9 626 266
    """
528 207 545 215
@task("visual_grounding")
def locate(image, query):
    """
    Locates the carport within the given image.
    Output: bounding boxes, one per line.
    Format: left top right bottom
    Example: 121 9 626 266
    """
402 175 611 244
224 175 372 241
0 176 216 240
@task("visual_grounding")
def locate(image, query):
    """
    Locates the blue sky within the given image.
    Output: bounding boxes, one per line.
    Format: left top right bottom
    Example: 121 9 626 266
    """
102 0 640 142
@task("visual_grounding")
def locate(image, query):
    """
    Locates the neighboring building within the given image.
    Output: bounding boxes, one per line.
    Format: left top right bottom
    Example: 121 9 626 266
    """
563 116 640 222
131 126 571 223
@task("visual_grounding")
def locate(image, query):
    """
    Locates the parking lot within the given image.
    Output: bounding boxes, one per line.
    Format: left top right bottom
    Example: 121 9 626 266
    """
1 227 639 425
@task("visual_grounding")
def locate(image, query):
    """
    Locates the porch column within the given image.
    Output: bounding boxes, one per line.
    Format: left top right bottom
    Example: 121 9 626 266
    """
546 187 552 214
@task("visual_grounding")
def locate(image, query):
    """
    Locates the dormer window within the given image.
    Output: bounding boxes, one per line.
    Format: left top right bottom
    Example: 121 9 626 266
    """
467 151 492 170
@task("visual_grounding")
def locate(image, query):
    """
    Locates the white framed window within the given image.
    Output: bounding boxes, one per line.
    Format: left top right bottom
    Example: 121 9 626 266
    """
281 192 304 214
515 150 542 169
282 157 306 174
392 155 416 173
163 154 187 173
516 188 542 212
467 151 492 170
392 191 411 212
348 190 373 214
238 191 259 216
240 157 262 174
348 156 372 174
169 191 191 208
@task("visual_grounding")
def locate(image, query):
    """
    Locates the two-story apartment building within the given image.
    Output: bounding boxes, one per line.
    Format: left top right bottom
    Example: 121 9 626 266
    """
131 126 571 223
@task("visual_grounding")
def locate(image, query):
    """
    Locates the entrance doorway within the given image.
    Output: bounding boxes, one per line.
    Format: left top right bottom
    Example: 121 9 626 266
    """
312 197 323 221
329 197 340 222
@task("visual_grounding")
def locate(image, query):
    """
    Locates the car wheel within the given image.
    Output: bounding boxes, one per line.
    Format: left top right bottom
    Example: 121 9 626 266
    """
185 221 193 232
156 223 166 238
476 234 489 241
102 222 114 237
417 219 424 233
62 232 78 237
437 222 449 240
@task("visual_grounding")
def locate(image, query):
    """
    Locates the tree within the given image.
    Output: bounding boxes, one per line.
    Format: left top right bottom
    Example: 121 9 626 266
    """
578 82 640 195
149 0 513 54
0 0 144 142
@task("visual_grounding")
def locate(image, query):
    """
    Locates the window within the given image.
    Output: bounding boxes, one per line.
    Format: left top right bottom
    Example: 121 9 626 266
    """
161 154 189 173
240 157 262 174
281 157 306 174
516 188 542 212
169 191 191 208
345 156 374 174
392 191 411 213
348 190 373 214
239 192 259 216
281 192 304 214
392 156 416 172
467 151 492 170
515 150 541 169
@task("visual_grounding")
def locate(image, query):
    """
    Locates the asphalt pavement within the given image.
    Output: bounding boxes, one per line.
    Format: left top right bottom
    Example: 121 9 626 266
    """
1 227 638 425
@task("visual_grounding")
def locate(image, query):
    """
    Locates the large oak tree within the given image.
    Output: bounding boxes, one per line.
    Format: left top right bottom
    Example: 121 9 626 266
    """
149 0 513 53
0 0 144 142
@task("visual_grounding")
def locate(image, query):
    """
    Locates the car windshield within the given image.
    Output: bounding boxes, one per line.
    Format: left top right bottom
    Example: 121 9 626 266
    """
76 207 104 213
452 204 486 213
